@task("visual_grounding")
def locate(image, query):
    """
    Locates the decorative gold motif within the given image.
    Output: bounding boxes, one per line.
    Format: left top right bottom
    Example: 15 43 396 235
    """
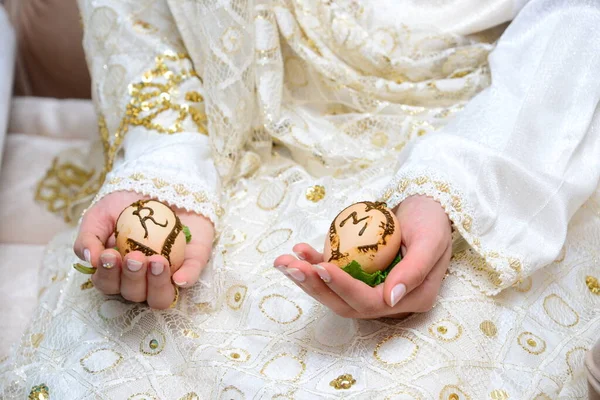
517 332 546 355
140 331 166 355
305 185 326 202
259 294 303 324
226 285 248 310
329 373 356 390
260 352 306 382
490 389 509 399
219 348 250 363
170 285 179 309
37 52 208 223
439 385 471 400
182 329 200 339
256 229 293 254
566 347 588 377
374 332 419 366
542 294 579 327
221 27 243 53
28 384 49 400
35 159 96 223
80 348 124 373
479 320 497 337
30 333 44 348
586 275 600 294
428 319 463 342
80 279 94 290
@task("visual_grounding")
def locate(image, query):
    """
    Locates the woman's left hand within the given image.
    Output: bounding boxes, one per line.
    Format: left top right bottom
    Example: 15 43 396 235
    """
273 195 452 319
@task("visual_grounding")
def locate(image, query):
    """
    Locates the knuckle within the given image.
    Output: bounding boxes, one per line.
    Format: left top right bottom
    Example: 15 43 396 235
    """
121 290 146 303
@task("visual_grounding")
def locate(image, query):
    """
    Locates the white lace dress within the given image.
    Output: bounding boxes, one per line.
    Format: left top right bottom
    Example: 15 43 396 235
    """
2 0 600 398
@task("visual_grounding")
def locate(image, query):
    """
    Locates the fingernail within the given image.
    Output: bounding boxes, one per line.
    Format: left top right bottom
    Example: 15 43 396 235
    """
400 245 407 257
390 284 407 307
286 268 305 282
274 265 287 273
312 264 331 283
294 252 305 261
100 253 116 269
174 280 187 287
150 262 164 276
127 259 143 272
84 248 91 263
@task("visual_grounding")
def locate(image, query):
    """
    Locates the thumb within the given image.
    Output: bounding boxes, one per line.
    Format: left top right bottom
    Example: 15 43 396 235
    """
73 204 115 268
383 238 443 307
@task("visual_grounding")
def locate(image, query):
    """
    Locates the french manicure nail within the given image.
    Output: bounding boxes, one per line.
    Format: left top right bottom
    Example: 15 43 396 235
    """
286 268 306 282
294 252 306 261
390 283 407 307
100 253 116 269
174 280 187 287
127 259 143 272
84 248 91 263
150 262 164 276
312 264 331 283
274 265 287 272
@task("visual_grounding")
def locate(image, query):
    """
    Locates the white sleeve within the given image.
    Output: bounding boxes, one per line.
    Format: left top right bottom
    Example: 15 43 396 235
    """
78 0 222 224
382 0 600 295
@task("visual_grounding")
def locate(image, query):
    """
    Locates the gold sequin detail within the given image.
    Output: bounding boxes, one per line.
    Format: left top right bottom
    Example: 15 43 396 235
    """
437 326 447 334
586 275 600 294
490 389 509 400
234 292 242 302
231 352 240 359
449 395 459 400
80 279 94 290
30 333 44 348
182 329 200 338
306 185 326 202
480 320 497 337
329 373 356 390
527 339 536 347
28 384 49 400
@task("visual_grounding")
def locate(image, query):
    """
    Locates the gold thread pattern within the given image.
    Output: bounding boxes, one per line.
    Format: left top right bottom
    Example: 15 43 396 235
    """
479 320 497 337
439 385 471 400
80 279 94 290
542 294 579 328
374 332 419 366
259 294 303 324
490 389 509 400
260 353 306 382
80 348 124 373
517 332 546 355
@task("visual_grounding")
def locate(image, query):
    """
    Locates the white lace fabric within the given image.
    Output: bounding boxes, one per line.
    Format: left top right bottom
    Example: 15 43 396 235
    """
2 0 600 399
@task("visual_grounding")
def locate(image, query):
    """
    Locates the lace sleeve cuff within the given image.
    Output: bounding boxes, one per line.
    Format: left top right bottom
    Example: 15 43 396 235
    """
381 167 523 296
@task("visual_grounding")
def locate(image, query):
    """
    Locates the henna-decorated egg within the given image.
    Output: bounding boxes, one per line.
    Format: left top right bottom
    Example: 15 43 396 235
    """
115 200 186 270
323 201 402 273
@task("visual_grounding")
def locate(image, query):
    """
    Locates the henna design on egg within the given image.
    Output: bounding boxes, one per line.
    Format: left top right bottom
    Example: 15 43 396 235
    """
160 216 183 265
131 200 169 238
339 212 370 236
126 238 159 257
327 201 395 264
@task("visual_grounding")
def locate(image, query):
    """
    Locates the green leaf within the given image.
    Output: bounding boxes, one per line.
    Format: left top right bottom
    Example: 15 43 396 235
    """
341 250 402 287
183 225 192 243
73 263 96 275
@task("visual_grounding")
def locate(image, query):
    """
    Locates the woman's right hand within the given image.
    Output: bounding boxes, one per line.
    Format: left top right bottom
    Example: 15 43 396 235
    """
73 191 215 309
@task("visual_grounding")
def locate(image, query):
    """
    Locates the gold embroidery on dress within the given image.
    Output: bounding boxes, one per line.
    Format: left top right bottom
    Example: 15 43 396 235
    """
28 384 50 400
305 185 326 202
586 275 600 294
36 53 209 223
329 373 357 390
80 348 124 373
259 294 303 324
